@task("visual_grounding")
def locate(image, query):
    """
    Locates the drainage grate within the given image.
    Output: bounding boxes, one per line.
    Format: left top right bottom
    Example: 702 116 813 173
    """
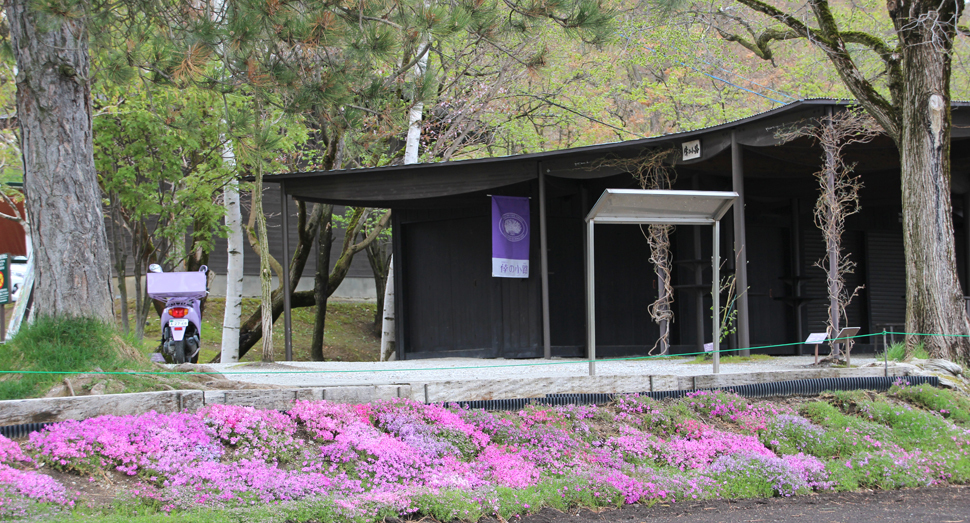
450 375 940 410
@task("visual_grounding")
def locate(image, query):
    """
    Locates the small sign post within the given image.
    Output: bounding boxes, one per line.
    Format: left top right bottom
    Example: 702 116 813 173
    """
805 332 828 364
0 254 9 341
835 327 861 366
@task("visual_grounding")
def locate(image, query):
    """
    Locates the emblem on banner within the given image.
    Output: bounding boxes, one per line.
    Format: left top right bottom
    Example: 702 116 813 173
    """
500 212 529 242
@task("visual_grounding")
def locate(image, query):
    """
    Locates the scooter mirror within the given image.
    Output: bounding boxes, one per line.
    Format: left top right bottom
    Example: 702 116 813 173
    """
149 264 163 273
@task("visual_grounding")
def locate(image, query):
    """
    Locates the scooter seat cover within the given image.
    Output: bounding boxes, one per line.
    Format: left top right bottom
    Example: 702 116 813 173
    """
147 272 207 300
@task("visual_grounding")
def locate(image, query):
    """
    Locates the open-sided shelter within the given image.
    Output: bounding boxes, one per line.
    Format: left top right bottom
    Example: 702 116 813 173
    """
266 99 970 360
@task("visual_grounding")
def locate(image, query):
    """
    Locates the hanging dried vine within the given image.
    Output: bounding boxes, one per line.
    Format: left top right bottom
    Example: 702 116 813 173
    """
777 109 881 363
592 148 677 354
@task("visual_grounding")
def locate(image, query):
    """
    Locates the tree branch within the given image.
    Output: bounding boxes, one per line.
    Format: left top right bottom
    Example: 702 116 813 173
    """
724 0 901 137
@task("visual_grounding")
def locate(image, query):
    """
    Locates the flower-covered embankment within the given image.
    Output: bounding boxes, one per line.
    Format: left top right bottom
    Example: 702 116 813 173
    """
0 383 968 521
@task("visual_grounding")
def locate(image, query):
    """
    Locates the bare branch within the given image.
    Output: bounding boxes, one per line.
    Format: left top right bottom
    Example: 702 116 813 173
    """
778 109 880 362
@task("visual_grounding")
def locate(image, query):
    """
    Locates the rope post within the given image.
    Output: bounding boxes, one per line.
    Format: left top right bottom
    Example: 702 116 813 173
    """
883 329 888 377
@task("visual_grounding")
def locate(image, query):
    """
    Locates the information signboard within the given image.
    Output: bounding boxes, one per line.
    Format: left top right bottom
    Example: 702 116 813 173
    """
0 254 9 305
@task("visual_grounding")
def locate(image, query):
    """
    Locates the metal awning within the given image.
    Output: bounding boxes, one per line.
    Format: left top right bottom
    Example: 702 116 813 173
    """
586 189 737 225
585 189 738 374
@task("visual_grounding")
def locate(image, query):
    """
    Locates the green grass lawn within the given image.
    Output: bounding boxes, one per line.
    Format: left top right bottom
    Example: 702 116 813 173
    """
124 298 380 363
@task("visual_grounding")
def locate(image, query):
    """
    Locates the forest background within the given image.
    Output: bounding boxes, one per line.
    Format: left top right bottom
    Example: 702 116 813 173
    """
1 0 969 363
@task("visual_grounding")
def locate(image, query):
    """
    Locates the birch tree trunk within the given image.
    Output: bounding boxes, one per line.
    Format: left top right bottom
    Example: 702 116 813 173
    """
221 176 243 363
9 1 113 321
403 42 429 165
380 38 427 357
380 258 396 361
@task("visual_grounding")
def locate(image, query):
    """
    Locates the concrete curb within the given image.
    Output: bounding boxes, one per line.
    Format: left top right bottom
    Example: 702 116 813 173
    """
0 365 906 428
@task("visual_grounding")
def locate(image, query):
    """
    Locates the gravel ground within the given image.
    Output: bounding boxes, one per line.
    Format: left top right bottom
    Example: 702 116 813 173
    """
203 355 883 388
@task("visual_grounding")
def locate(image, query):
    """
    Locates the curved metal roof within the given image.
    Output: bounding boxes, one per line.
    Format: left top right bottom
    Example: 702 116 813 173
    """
267 99 970 206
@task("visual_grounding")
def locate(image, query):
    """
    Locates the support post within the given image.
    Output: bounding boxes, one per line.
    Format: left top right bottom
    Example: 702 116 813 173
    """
964 192 970 296
587 219 596 376
791 198 804 352
280 183 293 361
731 132 751 356
713 219 721 374
538 162 551 359
694 224 704 354
659 267 669 355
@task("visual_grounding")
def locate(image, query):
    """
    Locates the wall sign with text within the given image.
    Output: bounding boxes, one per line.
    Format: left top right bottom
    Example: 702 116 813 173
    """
682 140 701 161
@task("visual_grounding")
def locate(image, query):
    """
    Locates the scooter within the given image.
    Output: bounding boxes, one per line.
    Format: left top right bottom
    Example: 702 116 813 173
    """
147 264 208 364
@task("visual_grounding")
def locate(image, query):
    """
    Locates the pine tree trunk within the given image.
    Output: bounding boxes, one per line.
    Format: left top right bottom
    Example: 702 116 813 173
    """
109 199 129 334
253 176 274 363
310 206 334 361
894 0 970 362
9 1 113 321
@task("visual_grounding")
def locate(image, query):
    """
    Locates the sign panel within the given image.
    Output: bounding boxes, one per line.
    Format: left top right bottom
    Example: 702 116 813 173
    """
682 139 701 161
491 196 530 278
0 254 8 305
805 332 828 344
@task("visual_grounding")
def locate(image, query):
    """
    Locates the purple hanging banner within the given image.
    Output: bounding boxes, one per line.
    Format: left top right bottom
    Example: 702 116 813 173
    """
491 196 530 278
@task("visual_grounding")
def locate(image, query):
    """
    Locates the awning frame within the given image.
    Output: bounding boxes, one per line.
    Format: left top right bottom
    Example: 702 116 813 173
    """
585 189 738 375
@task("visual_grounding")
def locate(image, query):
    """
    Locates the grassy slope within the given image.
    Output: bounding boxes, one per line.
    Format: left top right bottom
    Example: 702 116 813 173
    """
127 298 381 363
0 317 165 400
0 301 380 400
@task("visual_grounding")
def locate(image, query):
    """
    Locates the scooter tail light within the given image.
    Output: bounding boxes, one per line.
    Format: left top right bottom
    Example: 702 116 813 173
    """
169 307 188 318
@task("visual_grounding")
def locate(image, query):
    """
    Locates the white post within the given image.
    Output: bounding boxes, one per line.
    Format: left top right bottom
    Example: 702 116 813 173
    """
712 219 720 374
587 219 596 376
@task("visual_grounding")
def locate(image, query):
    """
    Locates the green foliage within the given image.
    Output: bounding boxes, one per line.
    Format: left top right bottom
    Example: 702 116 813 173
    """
798 400 893 457
708 456 809 498
760 413 839 457
799 392 970 490
825 452 935 491
412 489 485 521
94 83 234 267
881 342 930 362
890 383 970 426
686 354 773 364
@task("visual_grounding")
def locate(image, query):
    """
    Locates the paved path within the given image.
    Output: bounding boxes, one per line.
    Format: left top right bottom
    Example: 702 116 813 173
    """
478 485 970 523
205 355 884 388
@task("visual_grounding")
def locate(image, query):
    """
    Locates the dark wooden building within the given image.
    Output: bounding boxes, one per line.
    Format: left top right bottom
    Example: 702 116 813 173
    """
267 100 970 359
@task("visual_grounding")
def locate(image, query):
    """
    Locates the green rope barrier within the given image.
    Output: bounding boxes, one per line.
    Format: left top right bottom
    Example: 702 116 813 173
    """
885 331 970 338
0 331 899 377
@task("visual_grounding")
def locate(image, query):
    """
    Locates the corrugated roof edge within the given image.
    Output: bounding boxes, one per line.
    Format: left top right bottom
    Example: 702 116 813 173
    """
266 98 970 182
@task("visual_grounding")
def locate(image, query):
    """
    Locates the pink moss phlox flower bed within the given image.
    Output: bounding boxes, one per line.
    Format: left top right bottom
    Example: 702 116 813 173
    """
0 387 968 521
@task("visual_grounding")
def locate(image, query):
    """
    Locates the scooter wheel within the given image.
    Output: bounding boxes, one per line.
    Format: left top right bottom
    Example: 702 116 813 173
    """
173 340 186 364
